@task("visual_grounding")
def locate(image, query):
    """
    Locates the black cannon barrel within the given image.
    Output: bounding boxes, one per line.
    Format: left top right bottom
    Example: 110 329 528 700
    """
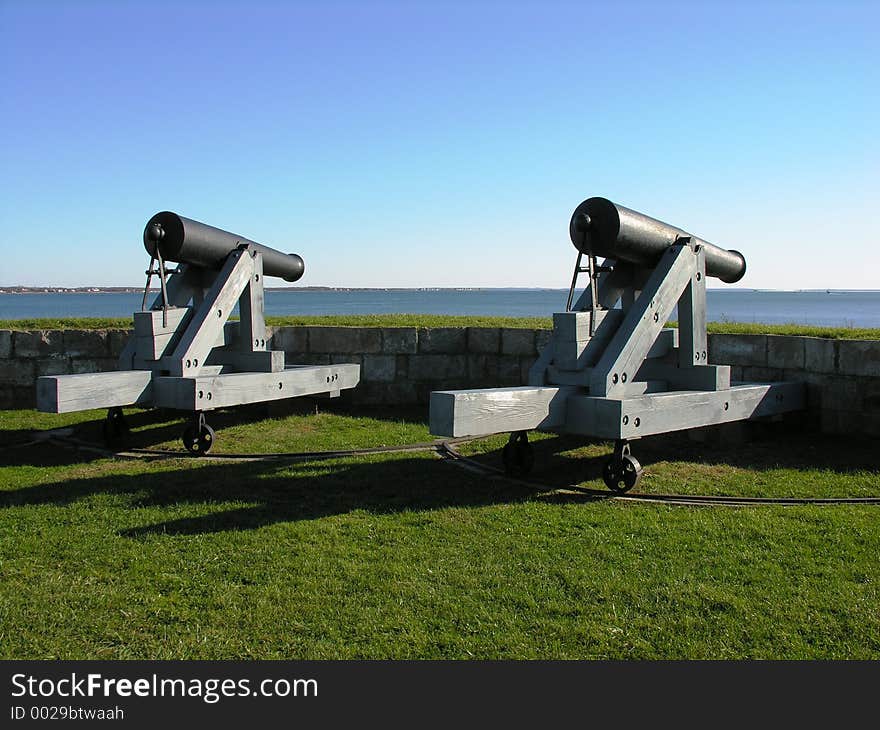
143 212 305 282
569 197 746 284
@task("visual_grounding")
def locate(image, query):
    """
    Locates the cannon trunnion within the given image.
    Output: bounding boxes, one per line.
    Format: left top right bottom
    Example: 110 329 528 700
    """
430 197 804 491
36 213 359 453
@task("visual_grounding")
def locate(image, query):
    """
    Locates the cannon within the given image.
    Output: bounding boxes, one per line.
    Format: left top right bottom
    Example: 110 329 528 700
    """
430 197 804 491
36 213 360 453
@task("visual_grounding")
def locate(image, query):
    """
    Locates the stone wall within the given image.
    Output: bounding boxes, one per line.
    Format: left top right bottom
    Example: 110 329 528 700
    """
1 326 877 437
709 334 879 436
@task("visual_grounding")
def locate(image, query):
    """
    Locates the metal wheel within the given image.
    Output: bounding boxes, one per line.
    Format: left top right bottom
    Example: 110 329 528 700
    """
602 453 642 493
182 417 215 455
502 431 534 476
102 407 129 448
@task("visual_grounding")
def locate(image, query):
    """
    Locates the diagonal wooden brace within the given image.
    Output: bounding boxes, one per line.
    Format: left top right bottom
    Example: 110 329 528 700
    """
161 247 256 377
590 244 696 397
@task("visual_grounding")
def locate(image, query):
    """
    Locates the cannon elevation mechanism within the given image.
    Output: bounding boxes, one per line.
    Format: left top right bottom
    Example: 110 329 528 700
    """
36 213 359 453
430 197 804 491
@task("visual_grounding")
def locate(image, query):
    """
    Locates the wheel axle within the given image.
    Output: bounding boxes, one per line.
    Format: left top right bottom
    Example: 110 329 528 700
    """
602 440 643 492
182 412 216 455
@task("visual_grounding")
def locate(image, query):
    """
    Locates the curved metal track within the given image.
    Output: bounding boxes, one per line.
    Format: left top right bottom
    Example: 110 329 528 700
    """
434 442 880 507
23 429 880 507
40 432 472 462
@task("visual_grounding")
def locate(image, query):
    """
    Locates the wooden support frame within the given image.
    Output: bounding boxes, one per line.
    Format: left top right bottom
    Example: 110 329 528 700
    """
36 245 361 415
430 241 804 443
590 244 695 397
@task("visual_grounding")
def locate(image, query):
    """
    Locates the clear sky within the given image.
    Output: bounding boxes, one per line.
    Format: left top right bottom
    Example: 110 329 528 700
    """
1 0 877 289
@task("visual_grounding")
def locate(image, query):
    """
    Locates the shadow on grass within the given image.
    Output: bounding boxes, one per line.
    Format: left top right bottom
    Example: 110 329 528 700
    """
0 451 555 536
0 400 429 468
470 422 880 482
0 422 877 537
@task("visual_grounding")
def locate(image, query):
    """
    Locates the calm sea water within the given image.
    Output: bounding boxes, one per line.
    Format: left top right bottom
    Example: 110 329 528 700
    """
1 289 878 327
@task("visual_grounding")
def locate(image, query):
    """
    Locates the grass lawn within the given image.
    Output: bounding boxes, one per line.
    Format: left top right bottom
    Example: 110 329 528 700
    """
2 315 879 339
1 402 878 659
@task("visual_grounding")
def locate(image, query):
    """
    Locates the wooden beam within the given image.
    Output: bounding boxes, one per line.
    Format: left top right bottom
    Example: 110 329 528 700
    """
152 363 360 411
677 244 708 367
162 249 254 377
36 371 153 413
238 251 267 354
590 244 695 397
429 386 573 438
564 381 805 439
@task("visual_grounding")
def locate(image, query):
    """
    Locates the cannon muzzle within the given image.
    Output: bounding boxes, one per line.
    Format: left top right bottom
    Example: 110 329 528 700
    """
569 197 746 284
144 212 305 282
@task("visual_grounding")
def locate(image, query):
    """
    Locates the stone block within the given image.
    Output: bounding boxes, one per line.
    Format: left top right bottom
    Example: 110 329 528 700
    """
804 338 836 374
36 356 71 376
408 354 467 381
467 327 500 354
0 386 34 409
395 355 408 379
520 357 535 383
707 334 767 366
467 354 498 383
362 354 396 383
309 327 381 354
349 382 386 405
381 328 418 354
274 326 308 355
70 358 117 374
864 414 880 438
767 335 805 369
783 370 824 412
331 353 362 366
535 329 553 353
108 329 132 357
498 355 522 382
860 378 880 414
63 329 109 358
382 382 419 405
821 376 861 412
821 409 861 435
742 366 781 382
0 359 36 386
294 353 331 366
0 331 11 359
837 340 880 377
501 328 535 356
418 328 467 354
13 330 61 358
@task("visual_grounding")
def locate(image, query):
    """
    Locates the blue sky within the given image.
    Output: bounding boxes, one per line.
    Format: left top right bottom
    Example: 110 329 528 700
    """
1 0 877 289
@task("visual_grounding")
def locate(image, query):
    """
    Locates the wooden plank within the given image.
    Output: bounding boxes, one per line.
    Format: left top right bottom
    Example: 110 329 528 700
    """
552 311 594 341
133 308 191 337
527 330 556 386
238 251 267 353
590 244 695 397
564 381 804 439
677 245 708 367
647 328 678 359
163 250 254 377
206 348 285 372
145 265 211 309
552 310 624 370
36 371 153 413
429 386 573 438
132 322 239 365
637 361 731 391
152 363 360 411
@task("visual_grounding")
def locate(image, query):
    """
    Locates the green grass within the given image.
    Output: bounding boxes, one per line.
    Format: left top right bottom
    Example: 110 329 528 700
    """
1 403 878 659
1 315 878 338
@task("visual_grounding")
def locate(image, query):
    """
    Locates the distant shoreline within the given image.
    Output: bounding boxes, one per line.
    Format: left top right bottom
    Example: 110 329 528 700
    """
2 287 879 295
0 286 490 294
